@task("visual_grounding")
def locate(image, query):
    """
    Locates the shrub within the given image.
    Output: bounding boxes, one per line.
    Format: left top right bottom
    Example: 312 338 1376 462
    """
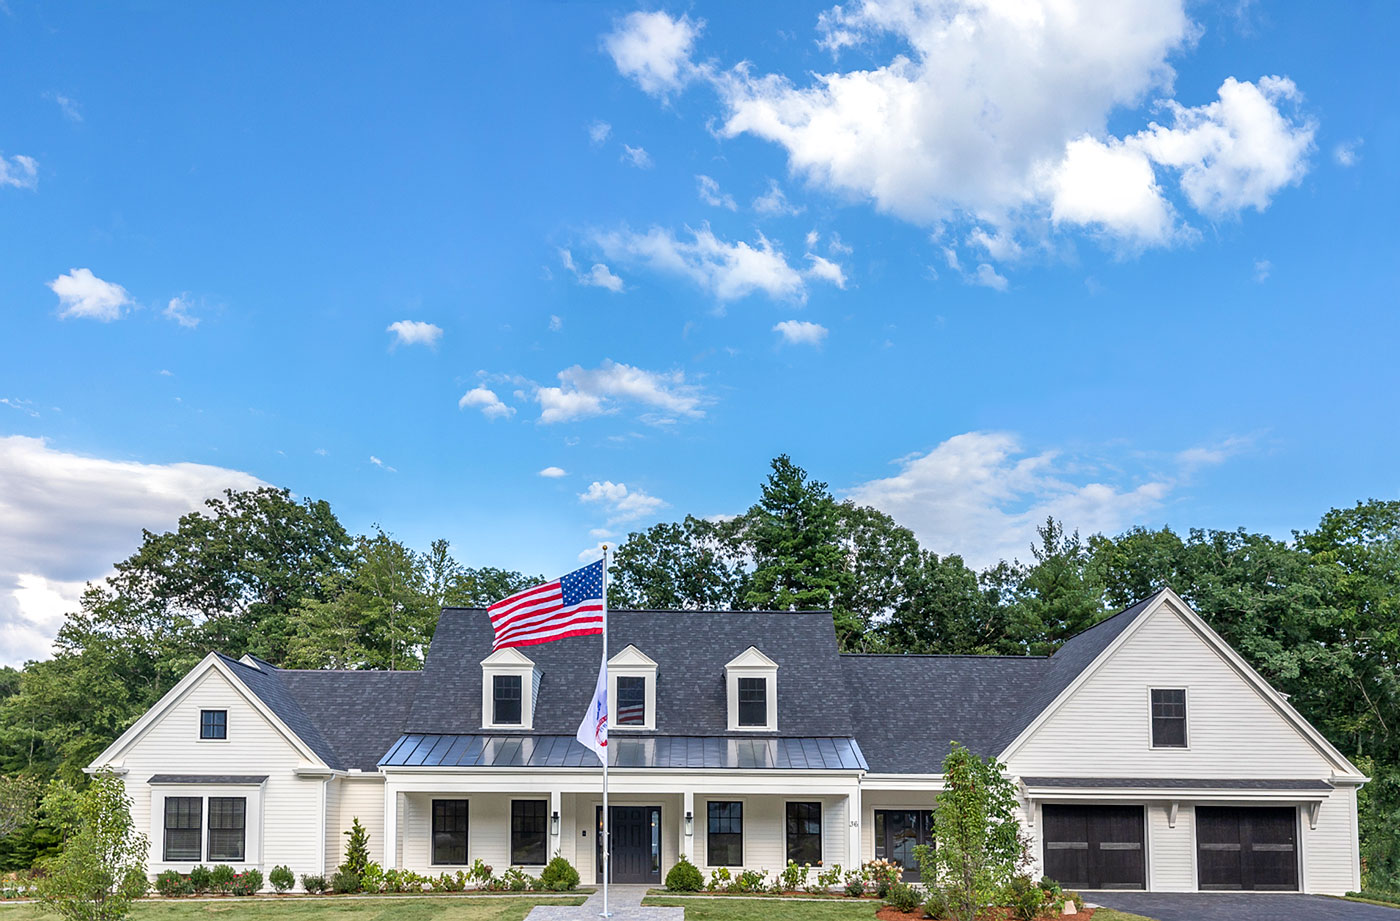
189 865 212 894
360 863 385 893
923 888 951 920
813 864 842 893
155 870 191 897
885 882 922 913
35 769 150 921
542 855 581 891
1038 877 1067 915
231 869 263 896
331 869 361 894
1005 875 1044 921
468 859 494 887
779 860 808 892
705 866 731 891
733 868 766 893
340 818 371 877
210 864 237 894
843 874 866 898
864 858 902 898
665 858 702 892
269 866 295 893
500 866 533 891
300 874 328 894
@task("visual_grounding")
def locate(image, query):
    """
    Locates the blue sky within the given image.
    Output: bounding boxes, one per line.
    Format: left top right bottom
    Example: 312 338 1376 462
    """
1 1 1396 665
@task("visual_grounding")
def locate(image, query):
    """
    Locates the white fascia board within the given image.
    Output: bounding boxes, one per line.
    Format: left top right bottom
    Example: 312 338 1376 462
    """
1024 787 1332 802
860 773 945 791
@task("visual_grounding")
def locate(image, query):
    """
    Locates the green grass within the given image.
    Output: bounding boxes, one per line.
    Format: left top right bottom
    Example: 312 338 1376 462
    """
1091 911 1160 921
643 897 880 919
0 895 587 921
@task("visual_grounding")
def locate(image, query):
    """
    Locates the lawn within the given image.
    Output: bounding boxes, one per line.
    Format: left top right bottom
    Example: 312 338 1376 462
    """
0 895 587 921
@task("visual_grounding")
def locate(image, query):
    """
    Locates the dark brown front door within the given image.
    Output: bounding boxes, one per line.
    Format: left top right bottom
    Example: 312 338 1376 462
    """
1196 806 1298 891
874 810 933 881
596 806 661 884
1042 805 1146 890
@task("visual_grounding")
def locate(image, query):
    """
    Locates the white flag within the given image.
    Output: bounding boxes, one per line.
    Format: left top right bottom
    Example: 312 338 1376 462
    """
575 660 608 762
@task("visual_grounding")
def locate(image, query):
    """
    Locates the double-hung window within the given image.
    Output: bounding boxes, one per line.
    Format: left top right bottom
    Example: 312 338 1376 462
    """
737 678 767 727
200 710 227 740
707 801 743 866
163 797 202 861
432 799 469 865
616 676 647 726
493 675 522 725
785 801 822 864
511 800 548 865
1150 688 1188 748
207 797 246 861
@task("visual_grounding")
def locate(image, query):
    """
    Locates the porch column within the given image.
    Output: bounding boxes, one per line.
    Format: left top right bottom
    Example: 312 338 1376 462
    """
550 790 562 855
384 783 399 869
681 790 695 863
847 784 862 869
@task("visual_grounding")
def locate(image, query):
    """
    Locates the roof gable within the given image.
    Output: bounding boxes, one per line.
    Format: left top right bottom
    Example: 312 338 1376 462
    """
726 646 779 669
610 644 658 668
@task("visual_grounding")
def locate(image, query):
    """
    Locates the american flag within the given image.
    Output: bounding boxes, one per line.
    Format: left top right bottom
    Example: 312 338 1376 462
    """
488 560 605 650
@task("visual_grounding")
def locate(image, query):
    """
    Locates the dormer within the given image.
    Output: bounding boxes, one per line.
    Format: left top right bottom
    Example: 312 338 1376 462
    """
725 646 778 732
481 647 539 730
609 645 658 731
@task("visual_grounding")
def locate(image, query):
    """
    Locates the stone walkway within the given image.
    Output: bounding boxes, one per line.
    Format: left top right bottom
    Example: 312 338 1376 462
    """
526 884 684 920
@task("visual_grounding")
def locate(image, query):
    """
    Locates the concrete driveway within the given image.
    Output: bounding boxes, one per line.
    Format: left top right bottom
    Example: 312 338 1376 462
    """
1090 892 1400 921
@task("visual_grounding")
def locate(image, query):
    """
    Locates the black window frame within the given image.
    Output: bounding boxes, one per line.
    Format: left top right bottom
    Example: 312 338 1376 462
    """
432 798 469 865
493 674 523 726
1150 688 1188 748
163 796 202 862
199 709 227 740
510 799 548 866
785 801 822 865
706 801 743 867
737 677 767 727
615 675 647 726
206 796 246 862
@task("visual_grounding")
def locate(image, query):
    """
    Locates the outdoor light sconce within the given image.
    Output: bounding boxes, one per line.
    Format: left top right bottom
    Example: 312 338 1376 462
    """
684 811 693 836
551 811 560 835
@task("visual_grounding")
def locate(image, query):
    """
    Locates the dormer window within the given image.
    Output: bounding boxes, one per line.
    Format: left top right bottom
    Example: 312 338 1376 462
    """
725 647 778 731
493 675 522 725
481 648 538 730
608 645 657 731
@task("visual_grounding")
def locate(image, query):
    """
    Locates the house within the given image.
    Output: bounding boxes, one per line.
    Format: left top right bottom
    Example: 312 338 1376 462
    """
88 588 1367 894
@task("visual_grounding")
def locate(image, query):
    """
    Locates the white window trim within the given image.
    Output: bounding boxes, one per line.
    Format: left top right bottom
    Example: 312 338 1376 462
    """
149 784 263 870
609 645 658 731
1147 685 1190 751
725 646 778 732
196 708 229 744
481 648 537 730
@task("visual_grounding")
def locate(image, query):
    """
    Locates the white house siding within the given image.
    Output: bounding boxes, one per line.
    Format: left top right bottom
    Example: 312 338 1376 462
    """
1146 803 1196 891
333 776 386 872
110 668 322 880
1303 785 1361 894
323 778 341 875
1009 603 1335 777
689 793 850 876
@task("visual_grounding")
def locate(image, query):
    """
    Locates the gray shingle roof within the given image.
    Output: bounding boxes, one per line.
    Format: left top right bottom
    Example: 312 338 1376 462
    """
148 774 268 784
406 609 855 737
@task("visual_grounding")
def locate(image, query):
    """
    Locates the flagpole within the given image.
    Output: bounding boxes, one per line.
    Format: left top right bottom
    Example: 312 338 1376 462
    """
600 544 610 919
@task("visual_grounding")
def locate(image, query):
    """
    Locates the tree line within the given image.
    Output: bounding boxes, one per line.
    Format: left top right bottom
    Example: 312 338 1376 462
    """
1 455 1396 890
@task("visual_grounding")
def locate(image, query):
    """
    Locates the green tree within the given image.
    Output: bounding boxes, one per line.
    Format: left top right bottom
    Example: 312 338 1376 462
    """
610 515 750 610
340 817 371 876
1005 519 1105 654
878 551 1009 654
0 775 40 839
917 743 1030 921
36 769 148 921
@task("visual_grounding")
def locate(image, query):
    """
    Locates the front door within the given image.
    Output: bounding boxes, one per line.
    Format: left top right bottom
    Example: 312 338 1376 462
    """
596 805 661 884
874 809 933 881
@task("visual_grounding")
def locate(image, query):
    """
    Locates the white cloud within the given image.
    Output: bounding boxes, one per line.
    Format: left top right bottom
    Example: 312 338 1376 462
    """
603 10 704 97
537 359 705 424
1333 138 1362 167
48 93 82 123
805 253 847 288
845 431 1172 568
369 455 397 472
1176 435 1253 470
539 466 568 478
594 224 840 303
589 121 613 145
579 479 668 523
616 2 1314 256
48 268 132 321
458 386 515 419
752 179 804 216
0 435 266 666
560 249 624 293
1253 259 1271 283
697 175 737 210
0 153 38 189
387 319 444 347
967 227 1023 261
164 295 200 329
773 319 829 346
622 144 654 169
548 314 563 332
971 263 1009 292
1 397 38 417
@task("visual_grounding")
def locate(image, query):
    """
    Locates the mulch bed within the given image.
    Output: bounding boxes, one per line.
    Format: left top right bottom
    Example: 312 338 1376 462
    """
877 909 1095 921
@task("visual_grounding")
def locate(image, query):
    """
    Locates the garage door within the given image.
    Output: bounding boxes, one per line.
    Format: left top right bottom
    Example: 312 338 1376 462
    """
1042 805 1146 890
1196 806 1298 891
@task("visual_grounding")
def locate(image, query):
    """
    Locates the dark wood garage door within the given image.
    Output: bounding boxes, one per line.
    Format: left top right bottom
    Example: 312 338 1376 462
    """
1042 805 1146 890
1196 806 1298 891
